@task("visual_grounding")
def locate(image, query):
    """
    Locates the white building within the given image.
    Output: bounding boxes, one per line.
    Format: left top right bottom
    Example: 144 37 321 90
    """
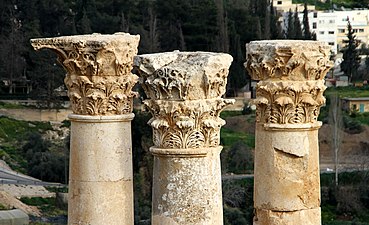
291 9 369 54
272 0 315 12
296 11 337 53
335 10 369 51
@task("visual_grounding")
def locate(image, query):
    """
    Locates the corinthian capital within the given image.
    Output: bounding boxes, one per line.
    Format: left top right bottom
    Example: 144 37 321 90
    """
31 33 140 115
134 51 234 149
134 51 233 100
245 41 333 125
245 40 333 81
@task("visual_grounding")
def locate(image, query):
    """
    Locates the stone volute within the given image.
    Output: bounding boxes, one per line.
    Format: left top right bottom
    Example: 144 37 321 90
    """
31 33 140 116
245 40 333 225
31 33 140 225
134 51 234 225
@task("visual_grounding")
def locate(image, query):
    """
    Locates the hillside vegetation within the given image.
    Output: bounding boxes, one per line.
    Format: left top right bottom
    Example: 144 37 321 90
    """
293 0 369 10
0 115 68 183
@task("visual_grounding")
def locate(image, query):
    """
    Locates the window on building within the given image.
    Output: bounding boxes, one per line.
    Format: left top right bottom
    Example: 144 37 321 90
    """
313 12 317 18
313 22 317 29
359 29 364 33
319 31 324 35
277 0 282 4
328 31 334 34
360 103 365 113
342 17 348 21
328 42 334 46
329 20 335 23
338 29 345 33
353 29 358 33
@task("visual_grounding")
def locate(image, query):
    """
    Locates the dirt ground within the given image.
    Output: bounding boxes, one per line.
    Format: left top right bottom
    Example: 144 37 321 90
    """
224 115 369 171
0 160 52 216
0 190 41 216
319 124 369 170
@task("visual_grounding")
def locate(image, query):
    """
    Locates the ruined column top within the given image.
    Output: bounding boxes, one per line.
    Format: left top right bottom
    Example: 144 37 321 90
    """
31 32 140 116
245 40 333 81
247 39 329 47
134 50 232 73
134 51 233 101
31 32 140 51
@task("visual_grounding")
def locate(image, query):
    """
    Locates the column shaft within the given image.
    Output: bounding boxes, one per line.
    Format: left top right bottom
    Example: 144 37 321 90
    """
68 114 134 225
151 147 223 225
254 123 321 224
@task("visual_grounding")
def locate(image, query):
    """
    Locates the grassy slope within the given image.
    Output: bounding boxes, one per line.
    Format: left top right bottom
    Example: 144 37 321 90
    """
220 111 255 148
325 86 369 98
0 116 52 172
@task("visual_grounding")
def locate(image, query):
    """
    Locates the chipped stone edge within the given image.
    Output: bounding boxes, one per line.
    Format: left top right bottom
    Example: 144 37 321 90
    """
264 121 322 131
150 146 223 158
68 113 135 123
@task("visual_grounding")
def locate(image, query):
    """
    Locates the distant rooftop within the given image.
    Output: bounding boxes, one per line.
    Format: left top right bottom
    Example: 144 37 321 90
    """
342 97 369 101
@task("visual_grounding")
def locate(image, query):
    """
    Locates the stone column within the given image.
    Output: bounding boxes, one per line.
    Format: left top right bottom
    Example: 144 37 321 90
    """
31 33 140 225
245 40 333 224
134 51 234 225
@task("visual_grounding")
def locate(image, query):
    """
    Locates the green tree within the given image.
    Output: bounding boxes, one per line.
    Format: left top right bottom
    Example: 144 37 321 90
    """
286 9 295 39
262 2 271 40
28 49 65 109
77 9 92 34
155 0 189 51
225 0 271 96
364 50 369 80
22 133 67 182
302 2 313 40
214 0 229 52
182 0 219 51
340 19 361 83
270 0 283 39
293 7 303 39
0 2 27 94
227 141 253 173
224 206 248 225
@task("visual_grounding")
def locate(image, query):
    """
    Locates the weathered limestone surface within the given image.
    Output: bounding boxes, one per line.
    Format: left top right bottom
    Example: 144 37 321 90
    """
31 33 139 225
245 40 333 225
134 51 234 225
31 33 140 116
254 208 321 225
68 114 134 225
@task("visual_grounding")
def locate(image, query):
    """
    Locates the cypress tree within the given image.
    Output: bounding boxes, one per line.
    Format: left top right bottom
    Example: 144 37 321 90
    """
263 2 271 40
294 7 303 39
286 9 295 39
270 0 283 39
303 2 313 40
341 19 361 82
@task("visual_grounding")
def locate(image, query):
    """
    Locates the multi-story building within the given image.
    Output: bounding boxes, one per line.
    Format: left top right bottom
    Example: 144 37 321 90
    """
297 10 337 53
335 10 369 51
293 9 369 54
275 0 369 54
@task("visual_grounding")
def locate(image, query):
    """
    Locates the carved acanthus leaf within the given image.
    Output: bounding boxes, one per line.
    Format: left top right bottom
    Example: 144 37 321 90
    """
144 98 234 149
31 33 140 115
253 80 326 124
65 75 138 115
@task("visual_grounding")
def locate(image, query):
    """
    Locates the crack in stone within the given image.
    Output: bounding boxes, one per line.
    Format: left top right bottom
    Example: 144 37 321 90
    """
274 147 303 158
